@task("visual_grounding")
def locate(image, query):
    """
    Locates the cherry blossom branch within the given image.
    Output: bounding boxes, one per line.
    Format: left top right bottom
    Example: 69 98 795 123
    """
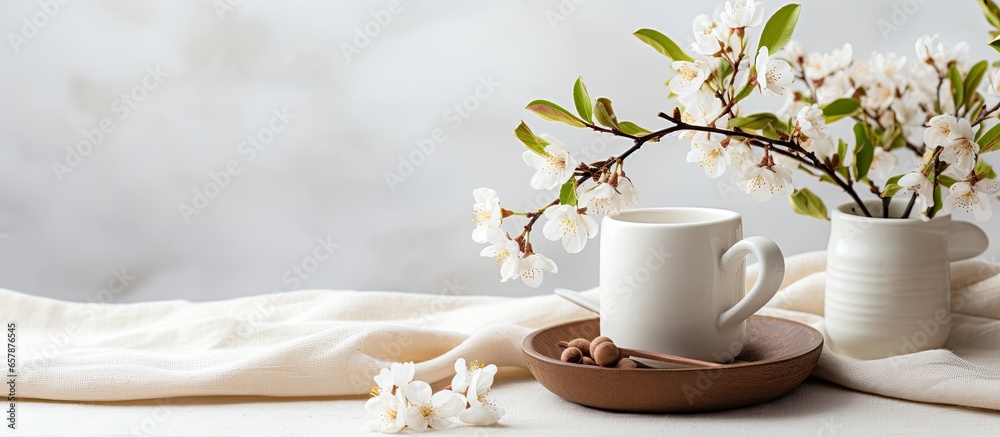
655 112 873 216
972 101 1000 126
516 124 683 242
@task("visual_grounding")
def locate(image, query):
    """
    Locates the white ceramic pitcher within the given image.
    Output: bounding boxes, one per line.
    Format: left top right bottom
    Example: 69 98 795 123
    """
825 200 989 359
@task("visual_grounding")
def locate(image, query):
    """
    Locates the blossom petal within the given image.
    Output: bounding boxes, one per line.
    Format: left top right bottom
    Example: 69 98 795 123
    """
472 226 497 245
542 216 563 241
458 405 502 426
405 380 432 405
404 406 429 433
429 417 459 430
563 229 588 253
580 213 599 239
530 171 559 190
472 188 498 206
521 150 548 169
365 396 385 416
432 390 466 417
391 362 415 390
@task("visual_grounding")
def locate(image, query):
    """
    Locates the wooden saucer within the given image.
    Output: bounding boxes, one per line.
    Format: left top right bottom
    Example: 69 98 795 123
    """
521 315 823 413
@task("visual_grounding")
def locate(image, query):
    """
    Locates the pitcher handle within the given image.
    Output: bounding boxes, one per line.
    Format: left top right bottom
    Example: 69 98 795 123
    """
948 221 988 261
718 236 785 331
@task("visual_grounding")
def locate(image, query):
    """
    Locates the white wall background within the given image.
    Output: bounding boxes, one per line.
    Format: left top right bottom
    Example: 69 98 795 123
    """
1 0 997 303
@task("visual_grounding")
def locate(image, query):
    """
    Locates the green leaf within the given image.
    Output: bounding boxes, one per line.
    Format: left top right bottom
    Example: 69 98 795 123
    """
979 0 1000 28
572 77 593 124
992 34 1000 55
837 139 849 163
821 98 861 123
757 4 801 54
788 188 828 220
762 123 781 141
965 60 989 108
594 97 619 129
633 29 693 62
559 180 578 206
978 122 1000 153
976 160 997 179
514 121 549 156
938 174 959 187
729 113 783 130
717 61 734 85
525 99 586 127
881 175 903 198
618 121 651 136
948 66 964 109
733 84 755 102
853 122 875 181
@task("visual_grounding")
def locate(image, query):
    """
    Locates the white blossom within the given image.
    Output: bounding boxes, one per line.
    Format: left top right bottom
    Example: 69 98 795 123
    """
941 179 1000 221
480 234 520 282
542 205 599 253
796 104 829 139
669 60 711 96
923 114 957 150
725 139 760 174
783 40 804 61
862 81 896 112
739 164 795 202
691 14 725 56
458 364 504 426
470 188 502 244
914 34 968 72
686 133 727 178
938 118 978 176
869 148 899 182
801 137 837 162
517 253 557 288
616 174 639 207
988 69 1000 98
522 134 578 190
803 44 853 80
718 0 764 29
403 382 464 432
366 392 408 433
898 171 936 215
579 183 621 215
755 46 794 97
679 91 728 138
869 52 907 82
450 358 474 394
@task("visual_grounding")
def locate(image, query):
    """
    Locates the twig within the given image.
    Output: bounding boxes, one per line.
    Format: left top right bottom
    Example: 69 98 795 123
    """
656 112 873 217
901 192 918 219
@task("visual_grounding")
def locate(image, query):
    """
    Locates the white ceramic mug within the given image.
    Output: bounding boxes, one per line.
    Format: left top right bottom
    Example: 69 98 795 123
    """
599 208 785 365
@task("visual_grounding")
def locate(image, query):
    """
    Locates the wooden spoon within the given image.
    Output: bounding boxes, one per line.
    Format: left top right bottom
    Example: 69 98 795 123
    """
558 341 723 368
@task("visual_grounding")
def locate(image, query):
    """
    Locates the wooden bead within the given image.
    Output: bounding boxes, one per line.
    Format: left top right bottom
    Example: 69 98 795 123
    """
590 336 613 358
594 341 620 367
615 358 638 369
567 338 592 356
560 346 584 364
581 357 596 366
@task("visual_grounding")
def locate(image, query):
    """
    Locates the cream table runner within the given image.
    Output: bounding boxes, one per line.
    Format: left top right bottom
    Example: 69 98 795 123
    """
5 251 1000 410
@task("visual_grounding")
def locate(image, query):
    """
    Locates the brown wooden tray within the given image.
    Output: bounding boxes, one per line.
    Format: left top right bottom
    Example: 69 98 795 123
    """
521 315 823 413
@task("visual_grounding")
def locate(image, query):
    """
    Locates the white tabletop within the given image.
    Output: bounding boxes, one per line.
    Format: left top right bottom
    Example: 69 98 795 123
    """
12 369 1000 436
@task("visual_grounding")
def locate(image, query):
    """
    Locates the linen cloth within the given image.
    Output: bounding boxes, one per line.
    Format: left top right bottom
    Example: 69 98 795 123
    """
6 251 1000 410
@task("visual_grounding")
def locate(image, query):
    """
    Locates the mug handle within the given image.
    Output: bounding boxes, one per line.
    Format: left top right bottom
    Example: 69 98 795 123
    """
948 221 988 261
717 236 785 331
